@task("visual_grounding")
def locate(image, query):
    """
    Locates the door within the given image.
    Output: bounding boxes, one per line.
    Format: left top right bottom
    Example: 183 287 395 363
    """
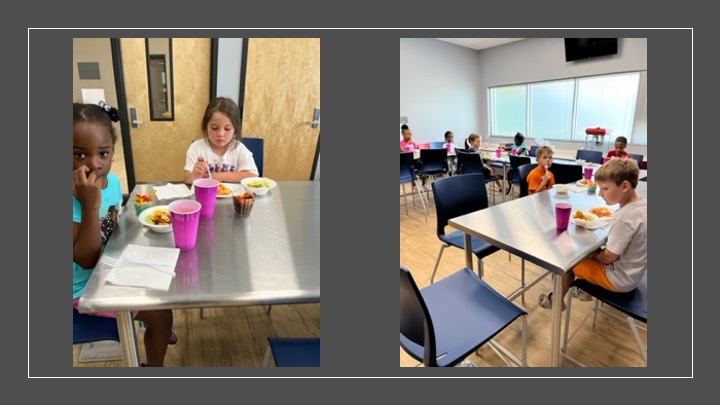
120 38 211 183
242 38 320 180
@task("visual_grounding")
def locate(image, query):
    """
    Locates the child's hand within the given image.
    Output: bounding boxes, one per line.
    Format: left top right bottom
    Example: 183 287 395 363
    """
543 165 552 181
193 156 210 179
73 165 102 210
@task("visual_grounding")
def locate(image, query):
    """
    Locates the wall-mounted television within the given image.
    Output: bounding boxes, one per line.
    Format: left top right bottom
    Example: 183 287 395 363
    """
564 38 618 62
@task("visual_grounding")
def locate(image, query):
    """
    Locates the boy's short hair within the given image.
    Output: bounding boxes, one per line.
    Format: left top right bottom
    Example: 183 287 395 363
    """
535 145 553 158
615 136 628 145
595 158 639 189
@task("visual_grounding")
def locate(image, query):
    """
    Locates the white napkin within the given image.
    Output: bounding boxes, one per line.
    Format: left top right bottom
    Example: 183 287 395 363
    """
569 186 586 193
153 183 193 201
104 244 180 291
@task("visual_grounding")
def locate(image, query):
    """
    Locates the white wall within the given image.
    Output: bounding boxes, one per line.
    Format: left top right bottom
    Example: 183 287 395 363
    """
400 38 483 144
400 38 648 159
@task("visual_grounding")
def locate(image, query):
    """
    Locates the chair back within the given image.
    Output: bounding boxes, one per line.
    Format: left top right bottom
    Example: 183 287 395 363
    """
431 173 488 237
509 155 531 183
73 309 119 345
529 145 539 157
400 152 416 185
575 149 603 164
241 137 264 177
266 337 320 367
429 141 445 149
455 151 484 175
630 154 644 169
518 163 538 197
400 266 438 367
418 148 448 176
552 163 583 185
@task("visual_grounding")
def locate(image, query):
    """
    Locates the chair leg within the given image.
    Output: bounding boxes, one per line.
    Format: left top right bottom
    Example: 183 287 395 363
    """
626 316 647 366
401 184 409 214
430 245 448 284
414 180 429 222
262 343 273 367
520 258 526 304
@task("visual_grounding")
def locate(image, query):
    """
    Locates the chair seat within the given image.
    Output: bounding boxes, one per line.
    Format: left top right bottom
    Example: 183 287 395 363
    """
572 278 647 323
440 230 500 258
267 337 320 367
73 309 119 344
400 268 526 367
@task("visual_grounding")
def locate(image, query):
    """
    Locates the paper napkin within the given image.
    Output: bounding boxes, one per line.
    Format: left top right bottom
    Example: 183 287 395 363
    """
153 183 193 201
104 244 180 291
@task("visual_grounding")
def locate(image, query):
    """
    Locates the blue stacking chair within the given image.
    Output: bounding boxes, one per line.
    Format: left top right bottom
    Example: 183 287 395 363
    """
455 151 501 205
417 148 449 186
263 337 320 367
630 153 644 169
517 163 537 198
241 137 264 177
506 155 531 199
429 173 500 284
400 266 527 367
575 149 603 164
429 141 446 149
73 308 122 363
529 145 539 157
400 151 428 222
562 273 647 366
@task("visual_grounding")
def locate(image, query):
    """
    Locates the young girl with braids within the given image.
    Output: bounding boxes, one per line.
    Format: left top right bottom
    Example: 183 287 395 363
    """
73 101 175 367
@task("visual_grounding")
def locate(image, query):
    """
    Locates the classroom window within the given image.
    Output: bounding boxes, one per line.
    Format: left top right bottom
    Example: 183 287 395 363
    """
489 71 646 145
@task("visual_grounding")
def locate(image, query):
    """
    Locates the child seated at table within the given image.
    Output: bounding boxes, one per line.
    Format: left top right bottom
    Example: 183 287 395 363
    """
466 133 503 190
607 136 631 159
527 145 555 194
501 132 528 156
400 124 419 151
539 158 647 309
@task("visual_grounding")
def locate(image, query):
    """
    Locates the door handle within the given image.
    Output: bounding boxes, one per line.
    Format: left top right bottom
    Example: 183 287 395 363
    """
308 107 319 128
130 107 144 128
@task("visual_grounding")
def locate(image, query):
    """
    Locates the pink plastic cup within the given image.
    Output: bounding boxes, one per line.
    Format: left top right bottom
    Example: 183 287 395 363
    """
168 199 202 250
496 148 502 158
445 143 453 153
193 178 219 219
555 202 572 232
511 149 518 156
584 167 593 180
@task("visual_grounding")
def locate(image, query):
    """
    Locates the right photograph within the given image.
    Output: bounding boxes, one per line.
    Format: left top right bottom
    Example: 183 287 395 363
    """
400 37 647 367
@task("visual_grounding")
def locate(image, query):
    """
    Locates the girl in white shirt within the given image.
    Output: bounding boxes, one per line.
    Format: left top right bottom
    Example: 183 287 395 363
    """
183 97 259 184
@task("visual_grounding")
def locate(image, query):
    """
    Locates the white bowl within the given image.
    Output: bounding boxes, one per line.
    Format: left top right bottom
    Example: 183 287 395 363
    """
571 210 599 229
138 205 173 233
554 184 570 194
241 177 277 196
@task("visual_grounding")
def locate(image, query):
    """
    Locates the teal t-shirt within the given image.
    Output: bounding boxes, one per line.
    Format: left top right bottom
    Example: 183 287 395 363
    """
72 173 123 299
512 142 528 156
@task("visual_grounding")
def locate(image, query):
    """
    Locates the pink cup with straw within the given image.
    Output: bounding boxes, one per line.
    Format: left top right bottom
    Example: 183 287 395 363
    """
193 178 219 219
168 199 202 250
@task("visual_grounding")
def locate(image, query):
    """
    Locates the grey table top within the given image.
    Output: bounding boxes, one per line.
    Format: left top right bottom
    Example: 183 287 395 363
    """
78 181 320 313
449 182 647 275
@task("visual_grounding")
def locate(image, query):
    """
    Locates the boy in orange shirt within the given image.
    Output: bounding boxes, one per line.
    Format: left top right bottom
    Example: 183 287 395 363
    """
527 145 555 194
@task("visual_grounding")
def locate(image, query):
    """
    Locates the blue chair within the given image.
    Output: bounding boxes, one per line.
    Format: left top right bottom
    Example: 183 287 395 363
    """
575 149 603 164
562 273 647 366
517 163 537 198
73 309 122 363
529 145 539 157
263 337 320 367
241 137 264 177
400 266 527 367
400 152 428 222
630 153 644 169
429 141 445 149
429 173 500 284
506 155 531 199
455 151 501 205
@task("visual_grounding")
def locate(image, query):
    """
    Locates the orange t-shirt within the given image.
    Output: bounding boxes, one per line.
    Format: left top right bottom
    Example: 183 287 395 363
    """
527 167 555 194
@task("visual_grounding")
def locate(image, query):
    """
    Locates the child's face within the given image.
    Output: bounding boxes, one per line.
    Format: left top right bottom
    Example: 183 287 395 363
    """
402 129 413 141
206 112 236 149
536 152 553 169
614 141 626 155
471 137 481 148
73 122 114 179
446 134 454 143
597 179 626 206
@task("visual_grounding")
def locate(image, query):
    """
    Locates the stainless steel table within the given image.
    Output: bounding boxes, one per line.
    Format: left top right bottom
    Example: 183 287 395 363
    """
78 181 320 366
449 184 647 366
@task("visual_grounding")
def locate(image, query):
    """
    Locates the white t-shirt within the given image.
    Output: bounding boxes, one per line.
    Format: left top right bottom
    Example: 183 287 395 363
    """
184 138 258 176
604 198 647 292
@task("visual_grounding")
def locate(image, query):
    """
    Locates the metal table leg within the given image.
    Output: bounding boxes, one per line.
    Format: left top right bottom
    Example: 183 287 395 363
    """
116 311 140 367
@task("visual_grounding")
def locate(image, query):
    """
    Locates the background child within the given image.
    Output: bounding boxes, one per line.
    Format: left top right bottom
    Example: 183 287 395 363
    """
400 124 419 152
539 158 647 309
444 130 454 146
444 131 456 174
607 136 631 159
184 97 259 184
527 145 555 194
501 132 528 156
73 102 174 367
466 133 503 190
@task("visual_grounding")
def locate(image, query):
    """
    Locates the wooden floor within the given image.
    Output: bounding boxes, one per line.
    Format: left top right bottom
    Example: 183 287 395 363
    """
73 303 320 367
400 182 647 367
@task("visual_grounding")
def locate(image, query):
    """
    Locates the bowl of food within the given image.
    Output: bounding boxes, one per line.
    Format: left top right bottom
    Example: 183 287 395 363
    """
588 206 613 218
570 209 600 229
553 184 570 194
241 177 277 196
138 205 173 233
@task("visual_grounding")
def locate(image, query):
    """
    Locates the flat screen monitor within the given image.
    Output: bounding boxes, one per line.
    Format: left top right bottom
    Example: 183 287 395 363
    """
564 38 618 62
